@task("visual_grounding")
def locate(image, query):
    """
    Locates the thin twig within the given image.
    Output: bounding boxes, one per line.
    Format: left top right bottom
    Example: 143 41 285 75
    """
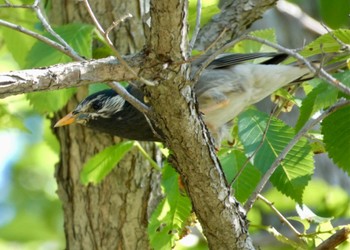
258 194 302 237
315 227 350 250
320 23 350 51
244 99 350 211
0 0 83 61
32 0 84 61
245 35 350 96
0 1 151 117
203 27 228 54
0 19 82 60
105 14 132 37
189 0 202 51
0 3 33 8
82 0 155 86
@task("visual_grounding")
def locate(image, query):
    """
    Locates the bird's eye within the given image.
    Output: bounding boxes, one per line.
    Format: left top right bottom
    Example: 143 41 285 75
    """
91 101 102 111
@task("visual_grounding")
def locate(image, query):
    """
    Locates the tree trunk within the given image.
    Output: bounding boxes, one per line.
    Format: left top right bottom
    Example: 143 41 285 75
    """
51 1 159 249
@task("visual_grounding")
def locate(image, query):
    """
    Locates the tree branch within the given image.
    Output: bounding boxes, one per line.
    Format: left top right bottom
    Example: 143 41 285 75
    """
315 227 350 250
194 0 278 50
0 56 140 98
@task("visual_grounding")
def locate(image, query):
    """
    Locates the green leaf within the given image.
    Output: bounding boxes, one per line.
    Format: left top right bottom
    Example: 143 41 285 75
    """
1 8 37 68
188 0 220 34
27 88 76 113
322 105 350 175
148 162 192 250
300 29 350 57
88 83 110 95
296 81 338 131
26 23 95 67
238 109 314 203
319 0 350 28
219 150 261 203
80 141 135 185
296 71 350 131
26 23 95 113
233 29 277 54
0 104 27 131
288 216 310 233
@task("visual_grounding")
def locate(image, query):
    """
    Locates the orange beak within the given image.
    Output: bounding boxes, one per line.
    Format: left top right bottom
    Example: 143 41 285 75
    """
54 112 76 127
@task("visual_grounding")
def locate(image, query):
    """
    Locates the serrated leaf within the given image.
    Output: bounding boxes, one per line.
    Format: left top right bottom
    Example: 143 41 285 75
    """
296 82 338 131
26 23 94 67
300 29 350 57
27 88 76 113
148 162 192 250
322 105 350 175
220 150 261 203
233 29 277 54
296 71 350 131
80 141 135 185
238 109 314 203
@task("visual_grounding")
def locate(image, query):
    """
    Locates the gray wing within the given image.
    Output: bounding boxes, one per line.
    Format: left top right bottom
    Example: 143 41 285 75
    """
192 52 289 70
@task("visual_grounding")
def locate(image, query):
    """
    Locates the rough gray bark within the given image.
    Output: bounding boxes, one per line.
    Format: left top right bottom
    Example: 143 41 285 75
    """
51 1 159 249
140 1 258 249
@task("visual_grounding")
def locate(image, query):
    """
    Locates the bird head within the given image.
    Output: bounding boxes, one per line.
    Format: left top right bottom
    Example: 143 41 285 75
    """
54 88 161 141
54 89 125 128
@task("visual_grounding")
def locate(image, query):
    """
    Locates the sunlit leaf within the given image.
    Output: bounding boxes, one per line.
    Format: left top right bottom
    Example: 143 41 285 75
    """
0 104 27 131
1 7 37 68
295 81 338 131
288 216 310 233
27 88 76 113
148 162 192 250
80 141 135 184
238 109 314 203
300 29 350 57
188 0 220 34
233 29 277 54
26 23 94 67
220 149 261 203
322 105 350 175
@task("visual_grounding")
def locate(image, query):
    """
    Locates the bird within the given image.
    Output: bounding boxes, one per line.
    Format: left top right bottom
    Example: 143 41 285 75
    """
54 52 341 145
